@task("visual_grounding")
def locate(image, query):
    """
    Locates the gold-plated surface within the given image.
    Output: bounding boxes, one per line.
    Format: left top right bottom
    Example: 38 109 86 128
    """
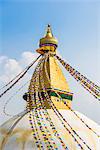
49 56 70 92
36 46 56 54
29 54 72 109
36 25 71 108
39 24 58 46
37 25 58 54
49 56 72 108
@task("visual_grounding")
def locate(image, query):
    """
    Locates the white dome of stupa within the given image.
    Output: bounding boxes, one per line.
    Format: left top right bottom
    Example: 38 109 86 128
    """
0 109 100 150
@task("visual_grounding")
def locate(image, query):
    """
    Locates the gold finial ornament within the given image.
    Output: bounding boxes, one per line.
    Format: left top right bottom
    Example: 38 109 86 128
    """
36 25 58 54
44 24 53 38
40 24 58 46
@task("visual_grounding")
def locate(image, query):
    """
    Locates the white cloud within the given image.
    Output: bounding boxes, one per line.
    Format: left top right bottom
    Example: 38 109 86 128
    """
0 51 39 84
20 51 39 67
0 51 40 124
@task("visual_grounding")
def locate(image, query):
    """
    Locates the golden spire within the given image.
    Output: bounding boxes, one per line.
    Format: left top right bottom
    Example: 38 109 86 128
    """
45 24 53 38
36 25 58 54
39 24 58 47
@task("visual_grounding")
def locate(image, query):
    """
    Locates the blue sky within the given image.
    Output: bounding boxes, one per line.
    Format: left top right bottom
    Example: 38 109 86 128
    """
0 0 100 124
0 0 99 57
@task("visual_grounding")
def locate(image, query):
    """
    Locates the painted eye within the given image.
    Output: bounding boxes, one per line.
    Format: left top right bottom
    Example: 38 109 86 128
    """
56 98 60 102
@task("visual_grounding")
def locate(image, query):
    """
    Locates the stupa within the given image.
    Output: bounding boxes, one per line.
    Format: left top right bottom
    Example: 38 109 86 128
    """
0 25 100 150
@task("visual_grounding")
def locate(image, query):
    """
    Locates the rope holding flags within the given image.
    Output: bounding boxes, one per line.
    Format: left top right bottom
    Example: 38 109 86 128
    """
0 52 99 150
0 55 41 99
42 54 93 150
55 55 100 101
